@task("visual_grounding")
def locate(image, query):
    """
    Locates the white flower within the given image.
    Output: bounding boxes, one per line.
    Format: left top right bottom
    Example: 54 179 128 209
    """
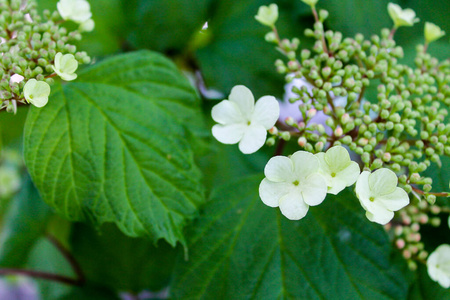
427 244 450 288
57 0 92 23
212 85 279 154
254 4 278 28
0 166 21 197
387 3 419 28
52 52 78 81
79 19 95 32
23 79 51 108
315 146 360 195
259 151 327 220
301 0 319 7
425 22 446 44
355 168 409 225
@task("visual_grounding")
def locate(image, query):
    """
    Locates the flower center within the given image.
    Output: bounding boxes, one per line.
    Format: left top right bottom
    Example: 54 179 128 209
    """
369 196 375 202
292 180 299 186
247 120 251 125
29 94 34 99
331 172 336 178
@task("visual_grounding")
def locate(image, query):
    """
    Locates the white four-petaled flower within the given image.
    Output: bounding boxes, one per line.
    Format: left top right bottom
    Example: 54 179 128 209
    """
23 79 51 108
212 85 279 154
387 3 419 28
355 168 409 225
52 52 78 81
259 151 327 220
425 22 446 44
427 244 450 289
57 0 92 23
316 146 360 195
254 4 278 28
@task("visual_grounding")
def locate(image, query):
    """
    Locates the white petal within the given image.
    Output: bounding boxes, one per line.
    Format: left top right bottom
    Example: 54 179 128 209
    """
301 173 327 206
211 100 243 124
264 156 293 182
279 190 309 220
251 96 280 129
377 187 410 211
290 151 320 179
337 161 360 186
365 209 394 225
326 177 348 195
212 124 245 144
238 124 266 154
259 179 291 207
228 85 254 120
368 168 398 195
355 171 371 201
325 146 352 172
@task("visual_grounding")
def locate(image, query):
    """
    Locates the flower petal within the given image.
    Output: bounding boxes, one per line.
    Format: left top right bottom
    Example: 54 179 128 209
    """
252 96 280 129
238 124 267 154
368 168 398 195
377 187 409 211
325 146 351 172
355 171 371 199
365 209 394 225
279 191 309 220
211 100 243 124
291 151 320 179
337 161 360 186
212 124 245 144
264 156 293 182
228 85 254 120
259 179 291 207
301 173 327 206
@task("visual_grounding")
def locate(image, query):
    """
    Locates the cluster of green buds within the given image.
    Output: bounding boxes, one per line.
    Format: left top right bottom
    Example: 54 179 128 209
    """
0 0 93 113
254 0 450 287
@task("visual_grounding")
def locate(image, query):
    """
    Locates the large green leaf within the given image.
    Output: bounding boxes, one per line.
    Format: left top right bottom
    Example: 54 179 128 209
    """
0 175 52 267
171 176 408 299
24 51 205 246
124 0 211 54
70 223 179 293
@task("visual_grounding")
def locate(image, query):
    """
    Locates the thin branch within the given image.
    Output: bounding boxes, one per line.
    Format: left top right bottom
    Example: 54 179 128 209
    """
0 269 83 286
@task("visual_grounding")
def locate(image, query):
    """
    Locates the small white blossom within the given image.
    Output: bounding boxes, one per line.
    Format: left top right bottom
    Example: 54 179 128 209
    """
355 168 409 225
387 3 419 28
79 19 95 32
427 244 450 288
57 0 92 23
52 52 78 81
301 0 319 7
255 4 278 28
315 146 360 195
23 79 51 108
259 151 327 220
212 85 279 154
0 166 21 198
425 22 446 44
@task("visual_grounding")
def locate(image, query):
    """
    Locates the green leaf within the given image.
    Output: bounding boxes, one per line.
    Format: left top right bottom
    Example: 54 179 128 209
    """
171 176 408 299
24 50 205 246
0 175 52 267
0 107 28 147
408 266 450 300
59 285 119 300
124 0 211 54
70 223 179 293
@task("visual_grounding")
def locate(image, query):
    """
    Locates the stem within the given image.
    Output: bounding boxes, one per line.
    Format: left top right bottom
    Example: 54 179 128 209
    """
274 139 286 157
0 235 85 286
0 269 83 286
388 27 397 40
411 186 449 197
311 6 329 55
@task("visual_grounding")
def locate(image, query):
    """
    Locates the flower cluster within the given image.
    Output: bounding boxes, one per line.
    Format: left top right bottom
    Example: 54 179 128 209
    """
211 0 450 289
0 0 92 112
